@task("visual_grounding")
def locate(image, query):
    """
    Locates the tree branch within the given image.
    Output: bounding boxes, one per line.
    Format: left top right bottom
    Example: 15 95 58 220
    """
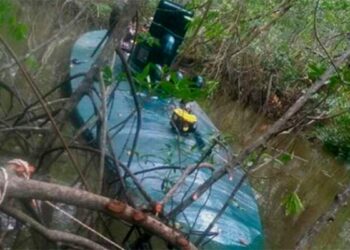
0 174 197 250
168 46 350 218
0 205 108 250
295 185 350 249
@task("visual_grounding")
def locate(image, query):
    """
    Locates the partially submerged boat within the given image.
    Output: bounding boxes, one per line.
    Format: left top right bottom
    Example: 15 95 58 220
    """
66 1 264 249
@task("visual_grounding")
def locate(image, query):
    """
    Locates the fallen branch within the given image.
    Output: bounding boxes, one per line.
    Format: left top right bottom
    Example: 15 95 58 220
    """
0 173 196 250
295 185 350 249
168 46 350 218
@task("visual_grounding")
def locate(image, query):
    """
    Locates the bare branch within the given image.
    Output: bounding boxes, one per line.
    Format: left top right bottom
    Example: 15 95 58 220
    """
0 205 108 250
168 46 350 218
296 185 350 249
0 174 197 250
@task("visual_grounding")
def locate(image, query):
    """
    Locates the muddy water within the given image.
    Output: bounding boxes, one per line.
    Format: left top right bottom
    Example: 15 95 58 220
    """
207 97 350 249
0 0 100 168
0 1 108 248
2 1 350 249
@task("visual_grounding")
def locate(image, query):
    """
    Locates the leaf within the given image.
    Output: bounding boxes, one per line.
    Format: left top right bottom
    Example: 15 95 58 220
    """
102 66 113 86
12 22 27 40
307 62 327 81
134 63 151 86
0 0 27 40
0 0 13 25
328 74 341 89
132 62 213 101
136 32 160 47
282 192 304 216
341 68 350 84
25 55 39 71
278 153 293 164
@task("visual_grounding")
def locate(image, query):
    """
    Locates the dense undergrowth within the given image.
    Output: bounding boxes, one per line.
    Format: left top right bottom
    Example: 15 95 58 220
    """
173 0 350 161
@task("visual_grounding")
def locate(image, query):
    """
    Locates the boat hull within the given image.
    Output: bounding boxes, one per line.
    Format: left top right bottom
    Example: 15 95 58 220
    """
67 30 264 249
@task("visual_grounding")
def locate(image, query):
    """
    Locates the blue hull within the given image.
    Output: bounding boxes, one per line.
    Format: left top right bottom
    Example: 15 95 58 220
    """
68 30 264 249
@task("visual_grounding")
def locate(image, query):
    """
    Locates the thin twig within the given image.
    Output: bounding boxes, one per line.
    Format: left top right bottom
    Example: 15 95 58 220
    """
115 48 142 170
98 72 108 194
0 35 91 190
161 140 217 207
0 205 108 250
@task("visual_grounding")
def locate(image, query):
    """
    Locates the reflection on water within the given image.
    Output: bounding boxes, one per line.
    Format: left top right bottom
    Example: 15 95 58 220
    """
207 96 350 249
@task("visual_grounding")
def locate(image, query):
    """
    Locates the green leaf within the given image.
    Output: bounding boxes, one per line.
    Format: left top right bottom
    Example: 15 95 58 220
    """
0 0 27 40
0 0 12 25
102 66 113 86
25 55 39 71
132 63 214 101
12 23 27 40
307 62 327 81
341 68 350 84
136 32 160 47
282 192 304 216
278 153 293 164
328 74 342 89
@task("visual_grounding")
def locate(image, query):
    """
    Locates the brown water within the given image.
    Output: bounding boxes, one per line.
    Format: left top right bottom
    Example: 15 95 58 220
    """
2 1 350 249
207 96 350 249
0 1 109 248
0 0 98 166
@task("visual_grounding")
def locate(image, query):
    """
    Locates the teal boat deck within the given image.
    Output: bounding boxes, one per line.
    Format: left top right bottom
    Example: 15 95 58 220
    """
67 30 264 249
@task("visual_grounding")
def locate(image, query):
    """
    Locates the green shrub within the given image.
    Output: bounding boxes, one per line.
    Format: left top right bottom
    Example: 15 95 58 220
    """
317 114 350 161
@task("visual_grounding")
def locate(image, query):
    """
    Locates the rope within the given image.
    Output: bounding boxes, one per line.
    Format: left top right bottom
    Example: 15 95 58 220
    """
0 167 9 205
8 159 30 179
45 202 124 250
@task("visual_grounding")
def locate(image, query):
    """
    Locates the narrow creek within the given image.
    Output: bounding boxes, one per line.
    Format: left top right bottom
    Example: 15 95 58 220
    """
207 97 350 249
1 1 350 249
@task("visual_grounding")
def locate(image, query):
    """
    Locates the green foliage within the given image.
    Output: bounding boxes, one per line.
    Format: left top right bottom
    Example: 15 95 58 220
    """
282 192 304 216
0 0 27 40
102 66 113 86
0 0 14 26
218 132 235 145
243 152 259 168
133 63 218 102
277 153 293 165
136 32 160 47
181 0 350 163
317 113 350 161
184 0 201 10
315 69 350 161
157 75 203 101
93 3 112 18
259 152 294 166
307 62 327 81
24 55 39 71
11 21 27 40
